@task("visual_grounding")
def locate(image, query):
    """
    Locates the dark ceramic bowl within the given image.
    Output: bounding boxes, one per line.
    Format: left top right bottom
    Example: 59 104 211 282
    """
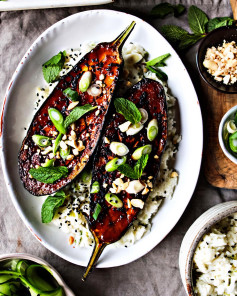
197 26 237 94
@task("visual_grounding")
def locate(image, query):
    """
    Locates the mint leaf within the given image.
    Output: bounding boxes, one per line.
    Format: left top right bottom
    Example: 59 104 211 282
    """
147 66 168 81
146 53 171 67
161 25 189 43
151 3 185 18
206 17 234 32
117 163 138 179
150 3 174 18
42 51 66 83
64 104 97 128
178 34 204 50
114 98 142 124
118 154 149 179
63 88 79 101
134 154 149 179
174 4 185 17
41 190 66 223
29 166 68 184
188 5 208 34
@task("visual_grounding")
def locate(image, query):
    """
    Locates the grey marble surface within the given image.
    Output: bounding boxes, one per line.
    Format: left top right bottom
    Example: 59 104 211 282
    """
0 1 236 295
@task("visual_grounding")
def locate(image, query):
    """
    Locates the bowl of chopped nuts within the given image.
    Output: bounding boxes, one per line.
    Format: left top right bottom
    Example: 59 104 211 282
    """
197 26 237 93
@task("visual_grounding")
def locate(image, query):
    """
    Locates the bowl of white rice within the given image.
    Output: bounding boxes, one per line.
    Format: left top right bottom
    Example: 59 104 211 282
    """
179 201 237 296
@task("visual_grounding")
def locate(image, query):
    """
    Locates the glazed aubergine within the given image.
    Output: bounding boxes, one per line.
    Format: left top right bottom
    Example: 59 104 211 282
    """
18 22 135 196
83 78 168 280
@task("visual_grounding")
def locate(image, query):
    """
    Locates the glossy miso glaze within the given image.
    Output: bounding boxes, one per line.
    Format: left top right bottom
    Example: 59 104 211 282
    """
18 41 124 196
89 78 168 244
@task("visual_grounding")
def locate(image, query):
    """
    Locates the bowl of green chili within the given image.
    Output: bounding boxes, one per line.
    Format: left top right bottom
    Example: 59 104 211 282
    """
218 105 237 164
0 253 75 296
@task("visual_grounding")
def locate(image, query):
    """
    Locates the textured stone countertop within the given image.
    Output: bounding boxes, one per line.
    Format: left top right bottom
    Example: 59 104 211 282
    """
0 1 236 295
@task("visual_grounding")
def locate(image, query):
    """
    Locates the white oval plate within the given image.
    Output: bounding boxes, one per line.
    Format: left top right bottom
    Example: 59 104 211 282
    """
0 10 203 268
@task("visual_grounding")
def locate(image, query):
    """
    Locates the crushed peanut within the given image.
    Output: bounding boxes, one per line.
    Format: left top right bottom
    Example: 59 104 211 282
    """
154 155 159 159
104 137 110 144
203 41 237 85
142 187 149 195
69 236 74 245
66 154 74 161
68 101 79 110
131 199 144 209
72 148 79 156
171 171 179 178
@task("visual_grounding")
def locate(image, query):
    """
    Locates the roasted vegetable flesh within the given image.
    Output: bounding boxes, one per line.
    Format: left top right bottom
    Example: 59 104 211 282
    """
83 78 168 279
18 22 135 196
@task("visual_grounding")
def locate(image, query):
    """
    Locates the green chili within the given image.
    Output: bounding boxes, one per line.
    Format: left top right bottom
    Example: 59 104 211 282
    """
105 193 123 208
59 146 70 160
229 131 237 153
48 108 66 134
105 156 127 172
53 133 62 155
147 119 158 141
79 71 92 93
32 135 52 147
93 203 102 220
42 159 55 168
132 145 152 160
91 181 100 194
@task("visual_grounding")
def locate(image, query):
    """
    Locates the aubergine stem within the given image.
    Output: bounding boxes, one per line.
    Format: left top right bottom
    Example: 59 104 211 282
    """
82 236 107 281
112 21 136 49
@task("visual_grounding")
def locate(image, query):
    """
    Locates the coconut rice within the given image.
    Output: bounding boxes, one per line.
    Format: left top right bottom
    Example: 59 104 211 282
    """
193 213 237 296
36 42 180 248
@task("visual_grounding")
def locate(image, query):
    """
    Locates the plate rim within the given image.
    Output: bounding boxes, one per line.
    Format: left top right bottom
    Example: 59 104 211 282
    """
0 9 203 268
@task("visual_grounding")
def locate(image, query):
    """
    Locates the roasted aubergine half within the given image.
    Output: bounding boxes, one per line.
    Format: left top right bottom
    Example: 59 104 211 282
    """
18 21 135 196
83 78 168 280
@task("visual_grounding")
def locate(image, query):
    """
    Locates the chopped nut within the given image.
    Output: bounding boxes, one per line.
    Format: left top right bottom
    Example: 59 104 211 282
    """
148 176 153 180
69 236 74 245
142 187 149 195
120 174 124 178
154 155 159 159
52 131 58 137
104 137 110 144
171 171 179 178
95 110 100 116
99 74 105 80
147 181 153 188
127 199 132 208
56 151 60 159
118 121 131 133
86 133 90 138
68 101 79 110
70 130 77 140
70 123 75 130
131 199 144 209
24 145 28 150
72 148 79 156
66 154 74 161
49 153 54 159
37 149 41 154
62 134 67 141
60 141 67 150
103 183 108 188
41 146 53 155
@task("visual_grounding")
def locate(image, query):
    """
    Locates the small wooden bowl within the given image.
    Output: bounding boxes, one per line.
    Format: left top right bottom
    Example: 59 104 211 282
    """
197 26 237 94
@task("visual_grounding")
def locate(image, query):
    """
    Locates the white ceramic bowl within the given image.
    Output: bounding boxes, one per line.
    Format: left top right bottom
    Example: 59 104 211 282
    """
179 201 237 296
218 105 237 165
0 253 75 296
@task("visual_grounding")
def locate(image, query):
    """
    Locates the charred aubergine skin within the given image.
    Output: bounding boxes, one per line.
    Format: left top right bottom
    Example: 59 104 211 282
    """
18 22 135 196
83 78 168 280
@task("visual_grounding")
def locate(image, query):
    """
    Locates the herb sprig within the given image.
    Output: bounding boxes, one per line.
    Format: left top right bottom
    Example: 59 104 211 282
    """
146 53 171 81
42 51 66 83
29 166 68 184
151 2 185 18
159 5 235 50
114 98 142 124
118 154 149 179
41 190 66 223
